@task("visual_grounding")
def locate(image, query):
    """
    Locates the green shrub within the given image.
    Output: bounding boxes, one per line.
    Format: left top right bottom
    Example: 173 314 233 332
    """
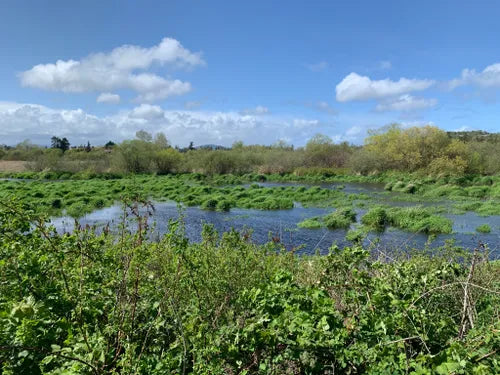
361 206 388 230
476 224 491 233
297 217 323 229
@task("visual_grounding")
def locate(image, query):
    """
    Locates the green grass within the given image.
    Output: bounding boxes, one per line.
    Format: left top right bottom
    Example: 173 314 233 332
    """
476 224 491 233
361 205 453 234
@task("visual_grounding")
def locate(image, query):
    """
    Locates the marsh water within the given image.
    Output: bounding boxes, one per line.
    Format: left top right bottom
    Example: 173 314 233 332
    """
50 181 500 258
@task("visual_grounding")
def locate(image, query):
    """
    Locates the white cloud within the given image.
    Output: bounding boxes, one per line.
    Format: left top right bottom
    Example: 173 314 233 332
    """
448 63 500 90
0 102 328 147
239 105 269 115
128 104 165 120
305 61 328 72
292 119 319 128
97 92 120 104
336 72 434 102
375 95 437 112
19 37 204 102
345 126 362 137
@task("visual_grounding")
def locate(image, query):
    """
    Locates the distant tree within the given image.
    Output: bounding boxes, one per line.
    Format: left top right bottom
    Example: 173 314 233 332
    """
232 140 244 149
85 141 92 152
154 132 169 149
136 130 153 142
188 141 195 150
51 136 70 152
104 141 116 149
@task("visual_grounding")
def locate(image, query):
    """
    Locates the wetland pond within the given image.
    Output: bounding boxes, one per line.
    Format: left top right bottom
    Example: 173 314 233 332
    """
49 181 500 257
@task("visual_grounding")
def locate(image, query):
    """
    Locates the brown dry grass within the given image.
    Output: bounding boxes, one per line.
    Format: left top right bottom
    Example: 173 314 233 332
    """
0 160 28 172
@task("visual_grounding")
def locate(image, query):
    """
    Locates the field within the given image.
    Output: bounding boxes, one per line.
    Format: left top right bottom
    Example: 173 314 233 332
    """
0 160 27 172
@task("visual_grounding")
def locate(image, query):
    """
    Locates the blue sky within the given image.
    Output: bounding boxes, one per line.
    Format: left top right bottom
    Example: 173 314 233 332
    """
1 0 499 147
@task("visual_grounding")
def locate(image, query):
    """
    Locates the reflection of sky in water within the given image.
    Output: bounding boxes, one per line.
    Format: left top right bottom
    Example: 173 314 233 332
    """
50 188 500 259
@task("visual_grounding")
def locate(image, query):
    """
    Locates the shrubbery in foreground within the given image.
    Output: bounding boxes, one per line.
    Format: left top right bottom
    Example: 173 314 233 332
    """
0 200 499 374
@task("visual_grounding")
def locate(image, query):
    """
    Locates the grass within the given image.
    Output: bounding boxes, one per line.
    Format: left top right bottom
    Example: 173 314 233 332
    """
360 205 453 234
0 174 353 217
297 207 356 230
476 224 491 233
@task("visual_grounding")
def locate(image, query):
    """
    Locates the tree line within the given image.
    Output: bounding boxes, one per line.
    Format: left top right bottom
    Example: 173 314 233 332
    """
1 125 499 176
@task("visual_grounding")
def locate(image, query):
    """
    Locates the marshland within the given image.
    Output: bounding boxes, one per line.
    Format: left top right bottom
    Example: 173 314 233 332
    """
1 125 499 373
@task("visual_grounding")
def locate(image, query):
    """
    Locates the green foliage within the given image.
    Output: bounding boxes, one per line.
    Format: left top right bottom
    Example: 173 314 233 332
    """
361 206 453 234
1 203 498 374
361 206 388 231
476 224 491 233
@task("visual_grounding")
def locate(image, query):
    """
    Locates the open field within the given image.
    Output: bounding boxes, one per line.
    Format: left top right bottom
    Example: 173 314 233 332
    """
0 160 27 172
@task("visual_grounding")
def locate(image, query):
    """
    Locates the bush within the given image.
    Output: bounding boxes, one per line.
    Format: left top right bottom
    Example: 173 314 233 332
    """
476 224 491 233
361 206 388 230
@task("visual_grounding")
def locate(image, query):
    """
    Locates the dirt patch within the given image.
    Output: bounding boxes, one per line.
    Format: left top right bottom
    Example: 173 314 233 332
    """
0 160 28 172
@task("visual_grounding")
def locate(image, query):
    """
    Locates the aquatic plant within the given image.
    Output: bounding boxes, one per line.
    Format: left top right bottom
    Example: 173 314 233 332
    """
476 224 491 233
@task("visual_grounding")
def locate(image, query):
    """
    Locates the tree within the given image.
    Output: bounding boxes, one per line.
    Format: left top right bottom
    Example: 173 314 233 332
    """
136 130 153 142
51 136 70 152
104 141 116 149
154 132 169 149
85 141 92 152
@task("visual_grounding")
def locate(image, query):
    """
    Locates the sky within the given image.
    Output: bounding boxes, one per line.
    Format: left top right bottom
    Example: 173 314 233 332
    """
1 0 500 147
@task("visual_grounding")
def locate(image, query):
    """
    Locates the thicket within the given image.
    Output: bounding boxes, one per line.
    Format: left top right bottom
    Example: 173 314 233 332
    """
0 201 498 374
2 126 499 176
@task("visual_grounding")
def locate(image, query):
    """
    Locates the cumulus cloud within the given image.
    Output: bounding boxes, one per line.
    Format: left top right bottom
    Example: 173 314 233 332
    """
97 92 120 104
19 37 204 102
0 101 327 147
448 63 500 90
336 72 434 102
239 106 269 115
375 95 437 112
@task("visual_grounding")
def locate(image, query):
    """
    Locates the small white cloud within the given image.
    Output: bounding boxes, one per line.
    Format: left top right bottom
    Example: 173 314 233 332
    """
345 126 362 137
239 105 269 115
375 95 437 112
305 61 328 72
453 125 473 132
19 37 204 102
336 72 434 102
97 92 120 104
448 63 500 90
292 118 319 128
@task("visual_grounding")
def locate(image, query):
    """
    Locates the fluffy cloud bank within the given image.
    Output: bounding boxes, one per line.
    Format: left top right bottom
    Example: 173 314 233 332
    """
336 73 434 102
19 38 204 102
448 63 500 90
0 102 336 147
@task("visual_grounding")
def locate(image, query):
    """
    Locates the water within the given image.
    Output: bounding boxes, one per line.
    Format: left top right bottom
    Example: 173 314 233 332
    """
50 181 500 257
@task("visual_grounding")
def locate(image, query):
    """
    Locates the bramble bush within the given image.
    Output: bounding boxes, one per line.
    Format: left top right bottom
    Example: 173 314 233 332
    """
0 199 499 374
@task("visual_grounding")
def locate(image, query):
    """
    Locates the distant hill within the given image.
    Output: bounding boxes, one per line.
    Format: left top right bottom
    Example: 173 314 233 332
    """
447 130 500 143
